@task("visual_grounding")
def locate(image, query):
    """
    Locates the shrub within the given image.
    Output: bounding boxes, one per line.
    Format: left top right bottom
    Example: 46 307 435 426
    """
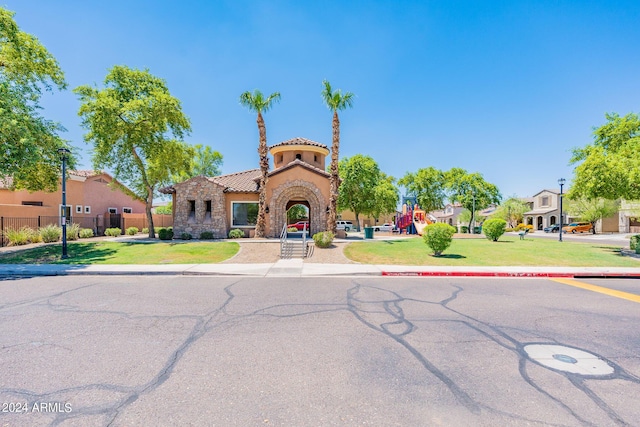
228 229 244 239
158 227 174 240
126 226 139 236
142 227 149 234
630 234 640 253
313 231 334 248
79 228 94 238
200 231 214 239
28 228 43 243
423 223 456 256
181 232 192 240
104 228 122 237
66 223 81 241
40 224 61 243
287 227 299 232
483 218 507 242
3 227 32 246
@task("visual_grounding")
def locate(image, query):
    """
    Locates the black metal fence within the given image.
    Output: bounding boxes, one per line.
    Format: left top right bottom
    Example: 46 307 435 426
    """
0 214 174 246
0 215 98 247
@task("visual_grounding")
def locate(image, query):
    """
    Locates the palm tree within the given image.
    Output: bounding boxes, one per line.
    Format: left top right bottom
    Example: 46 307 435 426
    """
321 80 354 233
240 89 281 237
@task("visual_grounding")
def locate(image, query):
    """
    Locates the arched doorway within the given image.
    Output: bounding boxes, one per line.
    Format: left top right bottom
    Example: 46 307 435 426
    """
269 182 327 237
286 201 310 234
537 216 543 230
549 215 557 225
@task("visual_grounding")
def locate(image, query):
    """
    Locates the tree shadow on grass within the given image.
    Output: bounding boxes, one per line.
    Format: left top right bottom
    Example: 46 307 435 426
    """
433 254 466 259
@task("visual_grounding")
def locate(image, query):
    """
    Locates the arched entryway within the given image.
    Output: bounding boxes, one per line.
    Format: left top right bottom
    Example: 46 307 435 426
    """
537 216 543 230
286 201 310 233
269 181 327 237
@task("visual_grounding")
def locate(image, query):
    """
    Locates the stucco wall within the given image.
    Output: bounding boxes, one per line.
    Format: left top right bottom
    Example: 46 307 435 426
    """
0 174 144 218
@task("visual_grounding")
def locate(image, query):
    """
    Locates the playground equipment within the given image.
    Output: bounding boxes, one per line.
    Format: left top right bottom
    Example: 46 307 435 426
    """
395 201 432 235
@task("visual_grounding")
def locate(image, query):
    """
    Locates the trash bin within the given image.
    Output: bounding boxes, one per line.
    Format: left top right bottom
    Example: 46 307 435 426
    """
364 226 374 239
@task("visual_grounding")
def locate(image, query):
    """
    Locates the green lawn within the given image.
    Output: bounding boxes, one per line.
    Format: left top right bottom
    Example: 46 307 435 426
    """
0 241 239 264
344 236 640 267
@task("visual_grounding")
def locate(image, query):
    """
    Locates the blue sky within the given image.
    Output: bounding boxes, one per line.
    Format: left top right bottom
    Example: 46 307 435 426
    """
5 0 640 198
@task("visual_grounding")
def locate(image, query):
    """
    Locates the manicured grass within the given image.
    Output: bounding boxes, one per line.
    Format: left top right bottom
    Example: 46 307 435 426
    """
344 236 640 267
0 241 239 264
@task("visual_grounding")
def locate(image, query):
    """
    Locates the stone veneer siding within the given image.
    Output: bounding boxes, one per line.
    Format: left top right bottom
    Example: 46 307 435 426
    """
173 177 227 238
269 180 327 237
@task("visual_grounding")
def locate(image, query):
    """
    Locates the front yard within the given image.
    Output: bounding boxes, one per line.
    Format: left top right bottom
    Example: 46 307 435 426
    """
0 240 239 264
343 236 640 267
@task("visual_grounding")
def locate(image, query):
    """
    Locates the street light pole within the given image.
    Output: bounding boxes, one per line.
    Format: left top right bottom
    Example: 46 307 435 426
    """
558 178 565 242
58 148 71 259
471 191 476 234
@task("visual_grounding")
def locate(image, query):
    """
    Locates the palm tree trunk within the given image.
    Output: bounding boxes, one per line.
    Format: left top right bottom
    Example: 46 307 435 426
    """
255 111 268 238
328 110 340 234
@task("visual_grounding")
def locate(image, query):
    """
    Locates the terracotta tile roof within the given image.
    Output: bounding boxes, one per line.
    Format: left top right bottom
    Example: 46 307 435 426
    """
212 169 261 193
269 137 328 150
70 170 100 178
0 170 100 188
268 159 330 178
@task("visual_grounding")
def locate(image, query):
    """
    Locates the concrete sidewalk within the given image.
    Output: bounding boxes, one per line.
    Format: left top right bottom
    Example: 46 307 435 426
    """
2 260 640 278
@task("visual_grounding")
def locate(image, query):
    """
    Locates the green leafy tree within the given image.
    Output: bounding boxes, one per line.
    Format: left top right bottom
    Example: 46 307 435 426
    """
482 218 507 242
370 173 399 222
337 155 380 231
322 80 354 233
239 89 281 238
445 168 501 232
155 201 172 215
75 65 193 238
570 113 640 200
492 196 531 228
0 7 75 190
172 144 223 182
287 204 308 223
398 167 447 213
423 223 456 256
565 197 619 234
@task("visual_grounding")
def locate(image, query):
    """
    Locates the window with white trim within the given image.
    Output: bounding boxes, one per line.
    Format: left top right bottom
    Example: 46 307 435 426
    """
84 206 91 214
108 207 117 214
232 202 258 227
122 207 132 214
76 205 83 214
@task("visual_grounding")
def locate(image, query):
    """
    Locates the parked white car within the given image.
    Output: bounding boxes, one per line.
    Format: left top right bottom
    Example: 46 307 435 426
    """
373 223 396 232
336 221 353 232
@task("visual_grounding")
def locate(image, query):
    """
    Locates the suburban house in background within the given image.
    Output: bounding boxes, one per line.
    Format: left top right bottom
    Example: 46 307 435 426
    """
0 171 160 238
618 200 640 233
522 189 619 233
429 203 464 226
161 137 332 238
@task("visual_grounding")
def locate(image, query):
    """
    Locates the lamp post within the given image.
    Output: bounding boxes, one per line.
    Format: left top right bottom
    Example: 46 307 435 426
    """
471 191 476 234
58 148 71 258
558 178 565 242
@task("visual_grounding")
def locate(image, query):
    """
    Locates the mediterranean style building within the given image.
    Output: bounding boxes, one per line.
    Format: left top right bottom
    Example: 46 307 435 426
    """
161 137 331 238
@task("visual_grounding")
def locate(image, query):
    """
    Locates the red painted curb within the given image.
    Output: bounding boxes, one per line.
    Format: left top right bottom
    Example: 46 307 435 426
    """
381 271 640 278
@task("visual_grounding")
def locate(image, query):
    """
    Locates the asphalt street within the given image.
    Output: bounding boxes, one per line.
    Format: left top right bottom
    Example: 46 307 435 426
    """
0 275 639 426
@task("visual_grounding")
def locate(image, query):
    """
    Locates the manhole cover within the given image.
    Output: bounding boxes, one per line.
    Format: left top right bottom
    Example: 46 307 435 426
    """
524 344 614 376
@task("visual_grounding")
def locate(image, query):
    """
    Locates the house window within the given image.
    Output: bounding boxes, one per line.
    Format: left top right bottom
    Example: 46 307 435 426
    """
21 201 43 206
232 202 258 227
204 200 212 222
540 196 550 207
188 200 196 222
314 155 318 162
85 206 91 214
295 153 302 160
108 207 117 214
122 207 132 214
76 205 83 214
